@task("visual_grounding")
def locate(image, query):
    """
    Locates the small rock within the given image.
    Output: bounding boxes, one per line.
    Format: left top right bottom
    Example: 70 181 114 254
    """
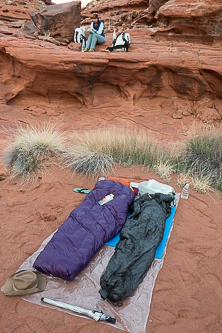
23 33 37 39
0 173 8 181
10 20 26 28
49 38 61 45
182 110 190 116
63 38 70 43
0 165 8 181
68 42 80 51
172 112 183 119
116 10 123 15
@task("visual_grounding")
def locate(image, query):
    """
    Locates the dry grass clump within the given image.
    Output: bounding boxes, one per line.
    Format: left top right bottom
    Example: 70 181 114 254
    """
176 173 191 187
70 126 222 192
153 161 174 182
3 122 66 181
70 127 175 170
63 145 113 177
176 172 211 193
2 123 222 193
183 132 222 191
191 175 211 193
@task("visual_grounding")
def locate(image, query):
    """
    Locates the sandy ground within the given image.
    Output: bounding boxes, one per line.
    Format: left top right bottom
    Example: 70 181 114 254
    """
0 162 222 333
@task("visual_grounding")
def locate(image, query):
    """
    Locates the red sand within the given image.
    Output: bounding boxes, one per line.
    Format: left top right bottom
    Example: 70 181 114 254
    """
1 165 222 333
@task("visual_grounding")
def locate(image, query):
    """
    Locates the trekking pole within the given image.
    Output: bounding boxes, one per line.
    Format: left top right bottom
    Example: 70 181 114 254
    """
41 297 116 323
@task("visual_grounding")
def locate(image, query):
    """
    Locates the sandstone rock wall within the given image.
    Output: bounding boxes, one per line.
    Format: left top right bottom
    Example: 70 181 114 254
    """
0 35 222 123
0 0 222 125
152 0 222 44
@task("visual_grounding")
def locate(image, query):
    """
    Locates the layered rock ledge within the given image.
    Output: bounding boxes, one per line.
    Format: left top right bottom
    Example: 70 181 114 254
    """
1 33 222 125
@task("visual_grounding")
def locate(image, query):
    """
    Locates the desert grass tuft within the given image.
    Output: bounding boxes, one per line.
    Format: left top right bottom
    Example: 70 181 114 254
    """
3 122 67 181
67 127 222 192
3 123 222 193
183 132 222 190
176 173 191 187
191 174 211 193
153 161 174 182
69 128 176 170
63 145 113 177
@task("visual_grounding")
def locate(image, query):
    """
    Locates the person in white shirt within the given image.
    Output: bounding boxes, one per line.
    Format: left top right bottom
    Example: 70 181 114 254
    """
84 12 105 52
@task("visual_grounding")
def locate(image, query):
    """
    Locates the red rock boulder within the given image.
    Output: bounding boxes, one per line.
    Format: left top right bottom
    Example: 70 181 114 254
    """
29 1 81 42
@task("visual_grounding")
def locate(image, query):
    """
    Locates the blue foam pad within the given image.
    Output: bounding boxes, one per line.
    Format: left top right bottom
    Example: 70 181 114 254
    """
106 233 121 247
155 205 176 259
106 205 176 259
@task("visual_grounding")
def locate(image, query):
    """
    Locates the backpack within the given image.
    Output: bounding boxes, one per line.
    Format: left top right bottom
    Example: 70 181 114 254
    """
107 30 131 52
73 27 86 52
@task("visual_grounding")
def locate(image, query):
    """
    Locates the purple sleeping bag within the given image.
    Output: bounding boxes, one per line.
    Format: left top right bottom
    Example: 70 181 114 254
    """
33 180 135 280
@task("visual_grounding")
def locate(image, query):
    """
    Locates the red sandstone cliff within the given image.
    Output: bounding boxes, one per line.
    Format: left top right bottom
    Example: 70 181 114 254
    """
0 0 222 131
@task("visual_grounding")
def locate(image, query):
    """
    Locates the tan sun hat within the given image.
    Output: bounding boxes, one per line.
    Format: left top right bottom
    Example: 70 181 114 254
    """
4 270 46 296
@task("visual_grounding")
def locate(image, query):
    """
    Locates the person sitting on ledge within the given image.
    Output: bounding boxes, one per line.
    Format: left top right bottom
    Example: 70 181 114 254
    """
84 12 105 52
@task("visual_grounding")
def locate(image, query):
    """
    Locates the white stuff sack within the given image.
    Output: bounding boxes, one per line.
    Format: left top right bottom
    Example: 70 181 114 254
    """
73 27 85 43
73 27 86 52
138 179 175 197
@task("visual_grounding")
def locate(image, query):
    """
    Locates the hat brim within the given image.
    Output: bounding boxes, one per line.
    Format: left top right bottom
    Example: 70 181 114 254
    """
4 270 47 296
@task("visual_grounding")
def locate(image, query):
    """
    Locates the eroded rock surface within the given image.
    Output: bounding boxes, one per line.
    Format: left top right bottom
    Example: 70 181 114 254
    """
0 32 222 126
0 0 222 133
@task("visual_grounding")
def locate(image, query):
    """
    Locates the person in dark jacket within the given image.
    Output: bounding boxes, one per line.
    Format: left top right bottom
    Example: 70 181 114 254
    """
84 12 105 52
